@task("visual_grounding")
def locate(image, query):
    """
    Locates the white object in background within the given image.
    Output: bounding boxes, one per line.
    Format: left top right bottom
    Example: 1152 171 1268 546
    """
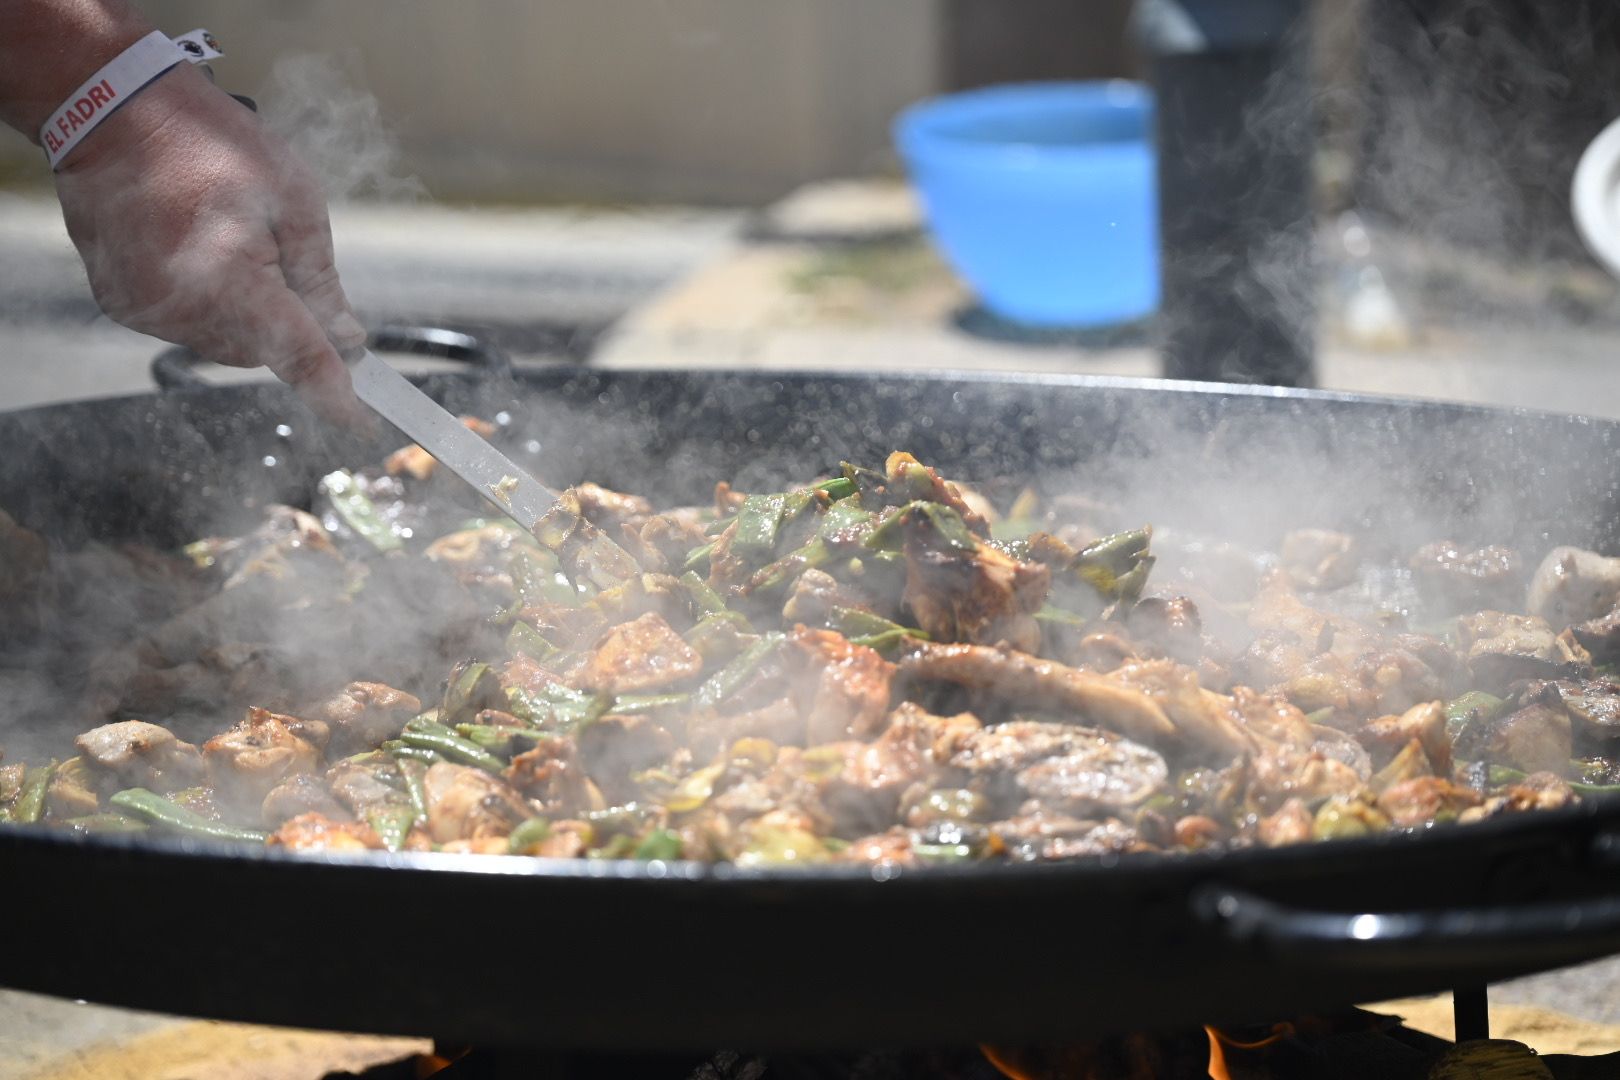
1572 116 1620 280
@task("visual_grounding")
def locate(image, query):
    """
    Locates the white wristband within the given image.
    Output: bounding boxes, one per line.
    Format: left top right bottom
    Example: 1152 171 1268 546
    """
40 28 224 170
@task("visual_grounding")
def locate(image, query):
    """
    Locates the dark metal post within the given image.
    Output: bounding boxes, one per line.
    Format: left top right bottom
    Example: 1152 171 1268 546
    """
1135 0 1317 386
1453 984 1491 1043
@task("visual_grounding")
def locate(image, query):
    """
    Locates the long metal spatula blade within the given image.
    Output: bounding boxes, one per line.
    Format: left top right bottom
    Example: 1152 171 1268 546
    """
348 350 557 532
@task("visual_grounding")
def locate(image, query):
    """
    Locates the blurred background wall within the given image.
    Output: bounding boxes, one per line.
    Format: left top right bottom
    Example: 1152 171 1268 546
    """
0 0 1136 204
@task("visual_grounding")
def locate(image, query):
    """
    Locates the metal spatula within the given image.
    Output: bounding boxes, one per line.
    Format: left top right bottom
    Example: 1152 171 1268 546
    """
348 349 558 530
348 351 638 583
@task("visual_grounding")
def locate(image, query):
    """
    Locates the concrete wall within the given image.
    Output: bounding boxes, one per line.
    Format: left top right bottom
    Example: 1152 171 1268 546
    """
0 0 943 204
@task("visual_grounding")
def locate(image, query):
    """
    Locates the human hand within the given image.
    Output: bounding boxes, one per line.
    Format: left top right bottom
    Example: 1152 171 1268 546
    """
53 61 369 425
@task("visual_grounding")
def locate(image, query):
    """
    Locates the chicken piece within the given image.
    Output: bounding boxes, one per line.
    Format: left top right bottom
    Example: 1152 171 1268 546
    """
1013 729 1169 815
1409 542 1521 610
1375 777 1482 828
507 736 601 817
794 738 934 837
899 641 1177 747
1528 546 1620 628
203 707 322 811
1532 678 1620 742
1455 611 1590 692
1112 660 1255 759
1247 743 1365 811
1257 798 1314 847
1571 605 1620 665
326 758 405 818
1484 703 1573 777
1356 701 1451 775
782 569 874 628
1461 772 1576 823
74 721 205 792
879 702 983 764
422 761 533 843
790 626 896 745
574 482 654 532
900 506 1048 652
261 773 348 826
990 811 1146 862
267 812 383 852
838 827 918 867
310 681 422 758
1279 529 1358 591
573 612 703 694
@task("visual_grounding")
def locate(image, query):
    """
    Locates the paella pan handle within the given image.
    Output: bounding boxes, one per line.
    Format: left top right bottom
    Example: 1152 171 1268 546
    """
149 324 513 390
1192 882 1620 970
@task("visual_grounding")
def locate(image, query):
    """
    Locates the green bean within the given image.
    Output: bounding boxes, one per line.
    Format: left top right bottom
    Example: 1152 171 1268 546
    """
442 661 504 725
610 693 690 715
397 757 430 825
1446 691 1507 724
812 476 858 501
61 813 148 835
505 683 609 732
108 788 268 844
9 762 55 825
1070 527 1154 602
506 621 557 661
320 470 403 553
399 722 507 773
510 548 579 608
366 805 416 852
912 842 975 864
679 570 729 616
733 494 790 561
684 540 717 572
508 817 552 854
694 632 786 708
1489 765 1620 797
386 743 443 766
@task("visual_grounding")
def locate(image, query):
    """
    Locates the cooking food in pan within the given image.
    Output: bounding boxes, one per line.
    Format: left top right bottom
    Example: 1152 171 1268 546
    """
2 429 1616 865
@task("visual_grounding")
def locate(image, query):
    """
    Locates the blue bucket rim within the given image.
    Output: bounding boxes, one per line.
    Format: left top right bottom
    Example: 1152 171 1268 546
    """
894 79 1153 166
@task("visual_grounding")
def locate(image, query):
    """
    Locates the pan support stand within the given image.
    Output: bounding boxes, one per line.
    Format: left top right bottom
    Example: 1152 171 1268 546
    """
1453 984 1490 1043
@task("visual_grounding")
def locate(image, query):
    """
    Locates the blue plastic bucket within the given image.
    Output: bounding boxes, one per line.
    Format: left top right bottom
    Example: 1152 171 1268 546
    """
894 81 1158 328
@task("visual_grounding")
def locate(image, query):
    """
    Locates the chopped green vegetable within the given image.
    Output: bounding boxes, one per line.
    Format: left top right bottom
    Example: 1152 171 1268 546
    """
320 470 403 553
366 805 416 852
108 788 268 844
694 632 787 708
8 762 55 825
508 817 552 854
401 717 507 772
633 828 683 860
506 621 557 662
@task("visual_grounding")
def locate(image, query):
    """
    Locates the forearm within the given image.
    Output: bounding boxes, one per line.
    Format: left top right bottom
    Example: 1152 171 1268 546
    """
0 0 154 139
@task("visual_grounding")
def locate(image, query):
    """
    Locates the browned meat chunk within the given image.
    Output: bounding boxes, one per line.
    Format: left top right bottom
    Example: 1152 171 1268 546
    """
422 762 532 843
837 827 918 867
1357 701 1451 775
900 641 1176 746
1279 529 1358 591
782 569 874 628
1375 777 1482 828
267 812 383 852
901 509 1048 652
1013 729 1168 815
1257 798 1313 846
1455 611 1589 692
261 773 348 826
1409 542 1521 609
1484 702 1573 776
990 810 1147 861
794 738 934 837
310 681 422 757
623 510 710 574
203 707 322 810
507 736 600 817
574 481 653 532
74 721 205 791
879 702 983 763
1247 743 1365 810
791 627 896 745
326 759 404 817
1571 605 1620 665
574 612 703 694
1532 678 1620 741
1462 772 1576 822
1528 546 1620 628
